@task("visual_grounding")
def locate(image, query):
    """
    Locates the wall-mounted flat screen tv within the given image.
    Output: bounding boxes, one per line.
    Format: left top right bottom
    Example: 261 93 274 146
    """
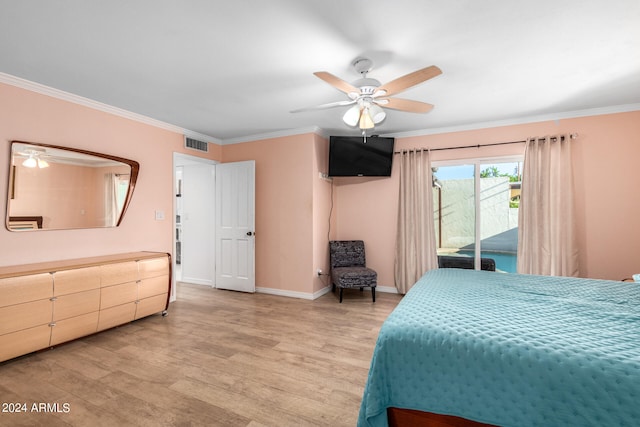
328 136 395 177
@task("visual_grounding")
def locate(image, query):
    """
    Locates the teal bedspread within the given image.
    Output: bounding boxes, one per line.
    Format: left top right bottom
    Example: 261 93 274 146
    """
358 269 640 426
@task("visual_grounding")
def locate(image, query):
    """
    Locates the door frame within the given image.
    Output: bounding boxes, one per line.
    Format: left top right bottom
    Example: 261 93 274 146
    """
431 155 523 271
171 152 218 302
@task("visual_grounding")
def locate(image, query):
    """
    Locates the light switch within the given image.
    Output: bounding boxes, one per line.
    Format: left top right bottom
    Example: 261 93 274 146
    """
155 210 165 220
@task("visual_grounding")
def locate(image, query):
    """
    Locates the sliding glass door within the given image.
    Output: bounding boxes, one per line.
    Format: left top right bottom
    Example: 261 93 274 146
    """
432 157 522 272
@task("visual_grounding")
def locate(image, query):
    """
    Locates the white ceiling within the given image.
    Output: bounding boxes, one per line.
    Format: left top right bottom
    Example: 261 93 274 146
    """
1 0 639 144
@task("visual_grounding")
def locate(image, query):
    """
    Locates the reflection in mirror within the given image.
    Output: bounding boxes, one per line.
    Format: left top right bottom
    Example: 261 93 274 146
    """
7 141 139 231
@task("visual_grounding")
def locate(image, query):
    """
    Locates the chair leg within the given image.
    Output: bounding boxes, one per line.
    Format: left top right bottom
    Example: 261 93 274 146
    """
372 287 376 303
339 288 343 303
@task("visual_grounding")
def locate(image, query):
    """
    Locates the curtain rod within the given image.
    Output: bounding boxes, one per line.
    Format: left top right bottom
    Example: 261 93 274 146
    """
394 133 578 154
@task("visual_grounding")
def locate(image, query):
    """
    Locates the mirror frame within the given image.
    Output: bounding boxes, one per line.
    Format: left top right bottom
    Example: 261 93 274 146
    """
6 140 140 231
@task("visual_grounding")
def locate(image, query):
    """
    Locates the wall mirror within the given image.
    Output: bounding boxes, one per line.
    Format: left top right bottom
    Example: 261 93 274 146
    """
6 141 139 231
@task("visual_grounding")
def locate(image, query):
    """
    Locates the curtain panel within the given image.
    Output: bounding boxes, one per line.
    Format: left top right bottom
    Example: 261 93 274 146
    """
394 149 439 294
517 135 579 276
104 173 119 227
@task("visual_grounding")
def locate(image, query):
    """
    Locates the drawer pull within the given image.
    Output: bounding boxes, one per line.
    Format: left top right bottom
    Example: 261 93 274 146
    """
50 297 58 302
48 322 56 327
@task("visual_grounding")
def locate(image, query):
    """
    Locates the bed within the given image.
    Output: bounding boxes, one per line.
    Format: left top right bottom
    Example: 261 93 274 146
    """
358 268 640 427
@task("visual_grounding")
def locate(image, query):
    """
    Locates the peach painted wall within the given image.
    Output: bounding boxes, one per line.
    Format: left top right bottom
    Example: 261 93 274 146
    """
221 133 319 294
334 111 640 285
0 82 220 267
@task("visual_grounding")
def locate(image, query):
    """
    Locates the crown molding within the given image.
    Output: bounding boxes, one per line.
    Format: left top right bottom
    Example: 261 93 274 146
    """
383 103 640 139
220 126 327 145
0 72 221 145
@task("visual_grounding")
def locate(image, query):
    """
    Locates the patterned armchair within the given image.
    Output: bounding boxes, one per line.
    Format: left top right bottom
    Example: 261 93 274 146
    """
329 240 377 303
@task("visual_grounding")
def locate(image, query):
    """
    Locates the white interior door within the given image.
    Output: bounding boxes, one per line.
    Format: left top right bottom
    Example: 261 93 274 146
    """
215 160 255 292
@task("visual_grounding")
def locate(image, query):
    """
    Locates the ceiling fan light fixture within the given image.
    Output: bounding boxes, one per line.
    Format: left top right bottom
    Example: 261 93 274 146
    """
343 105 361 127
359 108 375 130
22 149 49 168
23 156 37 168
369 104 386 124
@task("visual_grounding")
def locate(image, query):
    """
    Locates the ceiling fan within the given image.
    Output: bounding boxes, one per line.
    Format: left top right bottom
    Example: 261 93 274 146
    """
292 58 442 131
15 146 50 168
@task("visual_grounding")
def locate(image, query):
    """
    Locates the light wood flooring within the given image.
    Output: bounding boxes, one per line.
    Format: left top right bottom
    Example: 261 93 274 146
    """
0 283 402 427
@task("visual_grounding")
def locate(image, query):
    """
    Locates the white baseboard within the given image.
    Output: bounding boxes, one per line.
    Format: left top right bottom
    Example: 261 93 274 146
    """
255 285 397 299
256 285 332 300
181 277 213 287
313 286 333 299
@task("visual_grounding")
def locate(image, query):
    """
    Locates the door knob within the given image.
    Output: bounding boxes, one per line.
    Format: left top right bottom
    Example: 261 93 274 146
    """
246 231 253 236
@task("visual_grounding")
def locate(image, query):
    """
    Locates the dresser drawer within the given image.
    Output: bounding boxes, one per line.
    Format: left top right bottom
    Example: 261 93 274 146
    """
53 266 101 296
100 282 138 309
0 273 52 308
100 261 138 287
138 275 169 300
138 256 169 279
0 299 52 336
50 311 99 346
97 302 136 331
135 294 167 319
53 289 101 321
0 324 52 363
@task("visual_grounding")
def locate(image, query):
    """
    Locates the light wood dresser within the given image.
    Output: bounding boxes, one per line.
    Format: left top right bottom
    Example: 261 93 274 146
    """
0 251 171 363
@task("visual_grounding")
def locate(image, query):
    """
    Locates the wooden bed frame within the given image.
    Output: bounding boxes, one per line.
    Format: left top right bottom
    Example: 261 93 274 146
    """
388 408 497 427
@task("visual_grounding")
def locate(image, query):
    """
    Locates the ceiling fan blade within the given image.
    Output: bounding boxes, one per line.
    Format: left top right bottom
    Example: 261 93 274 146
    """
313 71 360 95
375 65 442 97
290 99 355 113
376 98 434 113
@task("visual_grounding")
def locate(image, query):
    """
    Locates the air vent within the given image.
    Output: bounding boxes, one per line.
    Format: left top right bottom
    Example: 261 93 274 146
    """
184 137 209 153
